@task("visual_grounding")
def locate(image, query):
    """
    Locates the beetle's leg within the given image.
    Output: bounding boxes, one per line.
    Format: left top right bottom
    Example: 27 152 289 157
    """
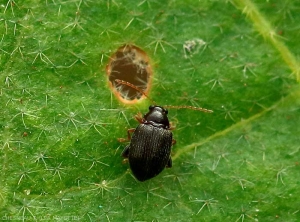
118 128 135 142
166 157 172 168
172 139 176 145
127 128 135 140
134 112 144 123
169 122 176 130
121 145 130 158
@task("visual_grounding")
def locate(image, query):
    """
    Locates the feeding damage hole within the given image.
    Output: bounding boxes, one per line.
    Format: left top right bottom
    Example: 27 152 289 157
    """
106 45 152 104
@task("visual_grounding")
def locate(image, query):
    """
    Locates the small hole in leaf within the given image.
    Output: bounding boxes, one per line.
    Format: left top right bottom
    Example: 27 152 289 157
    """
106 44 152 104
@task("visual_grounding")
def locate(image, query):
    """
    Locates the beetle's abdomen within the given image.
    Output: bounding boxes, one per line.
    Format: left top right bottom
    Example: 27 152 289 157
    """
128 124 173 181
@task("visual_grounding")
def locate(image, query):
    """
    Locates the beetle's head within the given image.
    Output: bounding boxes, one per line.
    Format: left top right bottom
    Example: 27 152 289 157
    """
144 105 170 128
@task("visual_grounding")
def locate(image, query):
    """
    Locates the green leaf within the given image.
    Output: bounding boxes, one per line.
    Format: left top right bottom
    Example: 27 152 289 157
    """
1 0 299 221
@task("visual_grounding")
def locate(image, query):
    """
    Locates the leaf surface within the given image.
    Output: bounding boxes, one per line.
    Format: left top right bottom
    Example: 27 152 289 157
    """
0 0 299 221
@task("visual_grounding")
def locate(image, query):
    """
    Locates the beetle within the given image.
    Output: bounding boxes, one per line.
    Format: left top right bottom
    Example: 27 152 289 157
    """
116 79 212 181
121 105 173 181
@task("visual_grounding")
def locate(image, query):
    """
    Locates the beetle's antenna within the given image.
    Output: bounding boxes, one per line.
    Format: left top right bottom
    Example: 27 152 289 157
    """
164 105 213 113
115 79 156 104
115 79 213 113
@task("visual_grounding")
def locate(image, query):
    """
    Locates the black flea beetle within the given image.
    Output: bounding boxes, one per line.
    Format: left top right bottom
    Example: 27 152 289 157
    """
116 79 213 181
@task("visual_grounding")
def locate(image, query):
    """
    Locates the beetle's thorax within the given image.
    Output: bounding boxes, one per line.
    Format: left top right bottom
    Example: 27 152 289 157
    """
143 105 170 129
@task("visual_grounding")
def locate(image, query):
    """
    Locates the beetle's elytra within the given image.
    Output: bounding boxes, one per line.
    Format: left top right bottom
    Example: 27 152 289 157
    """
116 79 213 182
121 105 173 181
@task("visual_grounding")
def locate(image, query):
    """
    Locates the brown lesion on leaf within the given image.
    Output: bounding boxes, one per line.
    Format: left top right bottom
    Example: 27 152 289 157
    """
106 44 152 104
